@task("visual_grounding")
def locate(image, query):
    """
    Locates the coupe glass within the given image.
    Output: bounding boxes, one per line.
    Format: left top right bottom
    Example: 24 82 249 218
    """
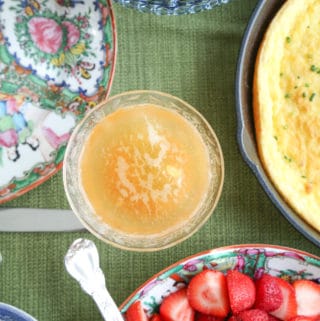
63 90 224 251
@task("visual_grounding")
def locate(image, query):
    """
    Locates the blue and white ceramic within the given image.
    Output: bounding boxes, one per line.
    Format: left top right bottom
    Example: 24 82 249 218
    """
0 303 37 321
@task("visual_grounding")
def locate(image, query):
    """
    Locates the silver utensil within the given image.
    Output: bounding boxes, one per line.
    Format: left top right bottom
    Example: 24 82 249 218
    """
64 238 124 321
0 208 84 232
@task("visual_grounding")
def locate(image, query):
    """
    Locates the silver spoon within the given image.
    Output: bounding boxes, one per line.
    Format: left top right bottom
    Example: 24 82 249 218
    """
64 238 124 321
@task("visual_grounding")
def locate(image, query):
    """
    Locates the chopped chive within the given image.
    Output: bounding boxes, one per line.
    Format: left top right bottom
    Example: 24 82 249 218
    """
284 155 292 162
305 83 310 87
286 36 291 43
310 64 320 73
302 92 307 98
285 93 290 99
274 136 278 140
310 93 316 101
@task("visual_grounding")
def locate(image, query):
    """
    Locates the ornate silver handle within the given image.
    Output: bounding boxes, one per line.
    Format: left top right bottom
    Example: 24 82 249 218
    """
64 238 124 321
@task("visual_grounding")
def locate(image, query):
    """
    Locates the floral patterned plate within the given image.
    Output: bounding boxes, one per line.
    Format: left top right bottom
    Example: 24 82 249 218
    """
120 244 320 317
0 0 116 203
0 303 37 321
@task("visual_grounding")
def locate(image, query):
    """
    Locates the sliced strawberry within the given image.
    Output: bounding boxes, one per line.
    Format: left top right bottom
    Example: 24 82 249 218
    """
255 274 283 312
150 313 164 321
160 288 195 321
269 277 297 321
187 270 230 317
288 316 317 321
268 315 281 321
226 269 256 314
293 279 320 318
228 316 240 321
238 308 270 321
125 300 148 321
196 312 224 321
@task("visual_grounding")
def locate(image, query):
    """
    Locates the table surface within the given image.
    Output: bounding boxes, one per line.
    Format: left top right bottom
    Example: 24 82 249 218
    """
1 1 320 320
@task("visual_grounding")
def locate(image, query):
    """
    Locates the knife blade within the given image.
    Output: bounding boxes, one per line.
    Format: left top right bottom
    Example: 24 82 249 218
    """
0 208 85 232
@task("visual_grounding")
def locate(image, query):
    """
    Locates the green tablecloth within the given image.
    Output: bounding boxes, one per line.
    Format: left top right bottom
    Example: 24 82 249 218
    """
1 1 319 320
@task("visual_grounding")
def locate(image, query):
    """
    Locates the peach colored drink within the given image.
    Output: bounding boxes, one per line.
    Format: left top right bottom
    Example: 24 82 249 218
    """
80 104 211 235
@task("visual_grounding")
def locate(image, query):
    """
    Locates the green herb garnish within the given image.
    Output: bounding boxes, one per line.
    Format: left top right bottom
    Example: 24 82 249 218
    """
310 65 320 73
284 155 292 162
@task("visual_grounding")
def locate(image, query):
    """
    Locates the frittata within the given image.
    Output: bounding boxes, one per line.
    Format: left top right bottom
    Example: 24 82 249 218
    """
254 0 320 231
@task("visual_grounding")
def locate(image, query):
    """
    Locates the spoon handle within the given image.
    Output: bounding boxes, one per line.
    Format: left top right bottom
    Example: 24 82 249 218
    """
64 238 125 321
92 287 124 321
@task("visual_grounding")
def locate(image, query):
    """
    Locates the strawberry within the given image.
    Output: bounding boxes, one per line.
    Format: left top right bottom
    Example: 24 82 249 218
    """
293 279 320 318
125 300 148 321
226 270 256 314
268 315 281 321
196 312 224 321
255 274 283 312
238 308 270 321
159 288 195 321
288 317 317 321
150 313 164 321
269 277 297 321
187 270 230 318
228 316 240 321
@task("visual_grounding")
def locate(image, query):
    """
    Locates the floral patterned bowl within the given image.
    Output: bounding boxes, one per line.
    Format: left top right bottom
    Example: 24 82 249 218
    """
120 244 320 317
0 0 116 203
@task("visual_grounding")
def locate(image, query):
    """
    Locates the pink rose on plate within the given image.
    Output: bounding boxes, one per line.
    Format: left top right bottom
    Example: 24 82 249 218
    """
62 21 80 50
28 17 63 54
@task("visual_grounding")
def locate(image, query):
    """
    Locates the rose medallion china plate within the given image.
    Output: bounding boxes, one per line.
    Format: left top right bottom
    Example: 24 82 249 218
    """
0 0 116 203
119 244 320 317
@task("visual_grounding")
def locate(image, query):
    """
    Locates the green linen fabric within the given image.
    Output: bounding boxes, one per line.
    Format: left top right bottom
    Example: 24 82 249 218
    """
1 1 320 320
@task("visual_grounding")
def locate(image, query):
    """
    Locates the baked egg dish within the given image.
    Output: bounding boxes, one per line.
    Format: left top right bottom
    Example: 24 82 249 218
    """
254 0 320 232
